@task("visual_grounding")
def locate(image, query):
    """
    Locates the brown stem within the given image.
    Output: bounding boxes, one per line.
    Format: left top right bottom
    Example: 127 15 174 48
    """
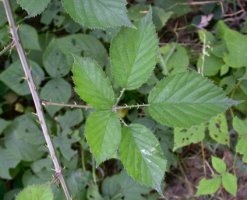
2 1 72 199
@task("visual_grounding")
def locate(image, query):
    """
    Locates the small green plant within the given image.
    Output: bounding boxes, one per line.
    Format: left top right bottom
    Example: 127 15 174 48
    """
71 10 235 193
196 156 237 197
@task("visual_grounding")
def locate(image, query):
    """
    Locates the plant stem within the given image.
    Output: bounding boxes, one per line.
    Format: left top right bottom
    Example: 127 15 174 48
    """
115 88 125 106
2 1 71 199
42 100 92 110
42 100 150 110
201 141 207 176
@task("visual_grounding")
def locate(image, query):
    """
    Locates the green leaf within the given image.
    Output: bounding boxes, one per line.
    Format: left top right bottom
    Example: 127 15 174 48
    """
16 184 53 200
197 54 224 77
236 137 247 163
40 78 72 116
119 124 166 193
17 0 50 17
233 117 247 163
54 133 79 161
173 124 205 151
222 173 237 196
61 0 132 29
110 9 158 90
85 111 121 165
208 114 230 145
43 35 108 78
72 57 115 109
0 118 10 135
198 29 216 45
102 171 149 200
0 148 20 179
155 0 191 17
217 21 247 68
4 114 45 161
211 156 226 174
43 39 69 78
0 60 44 96
233 117 247 135
19 24 40 50
148 72 235 128
0 3 7 27
159 43 189 75
67 170 91 200
196 177 221 196
87 184 104 200
152 7 173 31
57 109 83 133
57 34 108 67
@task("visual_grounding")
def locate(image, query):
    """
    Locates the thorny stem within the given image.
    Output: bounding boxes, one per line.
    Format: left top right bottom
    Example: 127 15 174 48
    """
42 100 150 111
2 1 72 199
42 100 92 110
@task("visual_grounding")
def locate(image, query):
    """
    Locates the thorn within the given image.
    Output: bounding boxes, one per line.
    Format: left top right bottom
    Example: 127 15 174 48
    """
31 112 37 116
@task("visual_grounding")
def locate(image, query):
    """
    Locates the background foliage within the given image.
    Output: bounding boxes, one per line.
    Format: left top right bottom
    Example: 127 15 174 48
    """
0 0 247 199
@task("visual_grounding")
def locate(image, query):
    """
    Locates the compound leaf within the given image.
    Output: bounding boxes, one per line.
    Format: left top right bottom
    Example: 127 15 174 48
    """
148 72 235 128
72 57 115 109
17 0 51 17
85 111 121 165
119 124 166 193
16 184 53 200
110 9 158 90
61 0 132 29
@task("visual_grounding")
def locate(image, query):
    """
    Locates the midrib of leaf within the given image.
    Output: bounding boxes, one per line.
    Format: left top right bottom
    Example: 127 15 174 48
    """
124 31 144 87
99 114 113 154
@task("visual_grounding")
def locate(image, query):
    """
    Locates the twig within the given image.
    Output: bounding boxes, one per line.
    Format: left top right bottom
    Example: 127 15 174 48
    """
42 100 150 111
42 100 92 110
2 1 72 199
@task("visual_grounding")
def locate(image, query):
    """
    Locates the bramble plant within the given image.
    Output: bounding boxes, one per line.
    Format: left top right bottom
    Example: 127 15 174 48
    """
1 0 247 199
